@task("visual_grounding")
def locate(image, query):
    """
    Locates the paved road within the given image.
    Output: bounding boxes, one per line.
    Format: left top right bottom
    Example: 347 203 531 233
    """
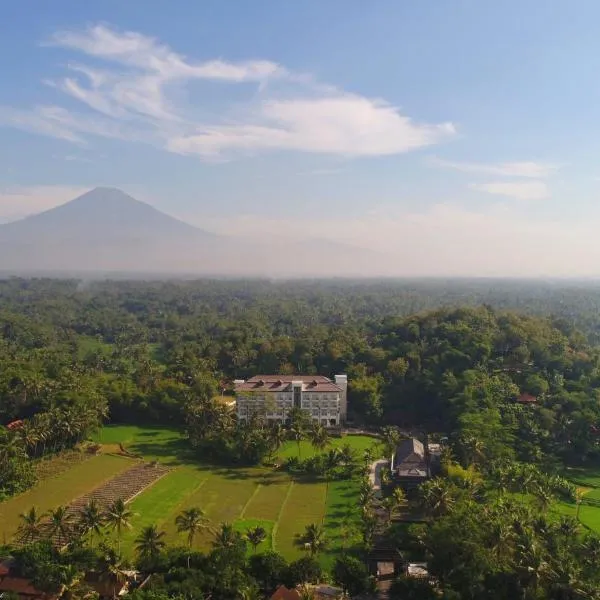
369 459 389 498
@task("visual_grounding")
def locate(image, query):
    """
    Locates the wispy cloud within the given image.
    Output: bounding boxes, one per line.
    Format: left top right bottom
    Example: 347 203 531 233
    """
469 181 549 200
0 24 455 160
431 157 558 178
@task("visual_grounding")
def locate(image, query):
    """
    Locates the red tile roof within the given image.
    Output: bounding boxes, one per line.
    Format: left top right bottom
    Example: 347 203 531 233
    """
6 420 24 430
517 393 537 404
271 586 301 600
236 375 342 393
0 576 47 597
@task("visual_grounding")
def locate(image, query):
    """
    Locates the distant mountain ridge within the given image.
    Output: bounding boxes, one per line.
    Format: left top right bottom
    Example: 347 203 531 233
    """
0 187 381 276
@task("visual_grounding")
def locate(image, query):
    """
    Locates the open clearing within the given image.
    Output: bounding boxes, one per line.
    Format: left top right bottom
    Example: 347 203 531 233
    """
2 425 377 564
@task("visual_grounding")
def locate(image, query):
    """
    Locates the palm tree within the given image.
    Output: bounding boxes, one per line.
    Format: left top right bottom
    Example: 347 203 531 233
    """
212 522 242 550
175 507 209 549
268 424 287 460
383 487 406 521
418 479 456 517
534 484 554 512
246 525 267 553
104 498 135 551
45 505 73 544
98 545 129 599
289 421 306 460
78 499 104 548
135 525 166 560
299 523 326 556
309 424 329 453
324 448 342 494
16 506 43 544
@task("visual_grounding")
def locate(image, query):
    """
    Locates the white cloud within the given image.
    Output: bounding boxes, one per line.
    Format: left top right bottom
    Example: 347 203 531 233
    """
431 157 558 178
0 24 455 159
469 181 549 200
168 96 455 157
0 185 90 222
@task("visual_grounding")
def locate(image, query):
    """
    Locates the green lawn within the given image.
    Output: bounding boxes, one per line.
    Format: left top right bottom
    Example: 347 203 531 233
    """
277 434 380 460
5 424 378 564
0 454 134 541
555 463 600 534
233 518 275 554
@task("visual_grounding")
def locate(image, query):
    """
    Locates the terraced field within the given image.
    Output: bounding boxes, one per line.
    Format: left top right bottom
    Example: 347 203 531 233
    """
2 425 378 565
0 453 134 541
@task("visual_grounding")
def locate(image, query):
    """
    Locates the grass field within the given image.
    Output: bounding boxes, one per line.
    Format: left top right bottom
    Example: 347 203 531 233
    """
0 454 134 542
2 424 377 564
550 464 600 534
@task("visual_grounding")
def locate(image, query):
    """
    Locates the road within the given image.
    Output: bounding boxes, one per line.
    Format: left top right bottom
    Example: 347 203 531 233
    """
369 459 389 498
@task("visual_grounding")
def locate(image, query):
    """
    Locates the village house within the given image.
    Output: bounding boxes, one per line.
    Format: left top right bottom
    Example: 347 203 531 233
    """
390 438 429 487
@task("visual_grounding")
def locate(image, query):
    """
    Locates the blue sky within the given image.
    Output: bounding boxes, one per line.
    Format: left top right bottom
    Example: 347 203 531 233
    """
1 1 600 276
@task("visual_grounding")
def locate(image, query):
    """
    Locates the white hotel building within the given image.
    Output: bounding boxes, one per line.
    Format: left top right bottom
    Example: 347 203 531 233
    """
234 374 348 426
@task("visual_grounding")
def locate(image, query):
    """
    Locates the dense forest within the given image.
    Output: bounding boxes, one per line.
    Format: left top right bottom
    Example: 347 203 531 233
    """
5 278 600 598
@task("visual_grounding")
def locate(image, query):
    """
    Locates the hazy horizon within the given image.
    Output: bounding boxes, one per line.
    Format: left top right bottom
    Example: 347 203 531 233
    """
2 3 600 277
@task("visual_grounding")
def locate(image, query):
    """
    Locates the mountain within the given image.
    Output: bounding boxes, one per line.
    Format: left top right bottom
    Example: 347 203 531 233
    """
0 187 382 276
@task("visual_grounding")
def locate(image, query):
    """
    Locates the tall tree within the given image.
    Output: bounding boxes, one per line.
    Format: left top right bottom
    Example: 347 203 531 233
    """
104 498 135 552
16 506 43 544
246 526 267 553
78 499 104 548
298 523 326 557
175 507 209 549
135 525 166 560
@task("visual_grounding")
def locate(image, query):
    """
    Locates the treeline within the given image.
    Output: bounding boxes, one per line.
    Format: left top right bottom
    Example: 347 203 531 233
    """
2 279 600 470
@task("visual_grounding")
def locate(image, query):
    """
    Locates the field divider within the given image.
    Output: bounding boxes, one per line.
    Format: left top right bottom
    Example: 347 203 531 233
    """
157 476 210 531
240 484 262 519
271 480 294 552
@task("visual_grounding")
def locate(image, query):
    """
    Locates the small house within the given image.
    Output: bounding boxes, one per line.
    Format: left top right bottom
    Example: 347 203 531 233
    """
391 438 429 486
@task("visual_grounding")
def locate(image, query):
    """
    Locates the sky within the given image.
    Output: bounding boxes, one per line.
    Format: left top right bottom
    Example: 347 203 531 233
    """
1 1 600 277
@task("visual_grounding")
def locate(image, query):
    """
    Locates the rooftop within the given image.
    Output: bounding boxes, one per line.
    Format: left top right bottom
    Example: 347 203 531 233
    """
235 375 342 393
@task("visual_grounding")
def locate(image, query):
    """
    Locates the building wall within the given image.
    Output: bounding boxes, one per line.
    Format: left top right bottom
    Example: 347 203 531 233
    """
236 390 341 425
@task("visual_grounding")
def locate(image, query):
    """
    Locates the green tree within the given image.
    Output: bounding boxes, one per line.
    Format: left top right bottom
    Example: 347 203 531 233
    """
135 525 166 560
246 525 267 553
175 507 209 549
298 523 326 557
45 505 73 544
78 499 104 548
333 554 370 596
16 506 43 544
104 498 135 551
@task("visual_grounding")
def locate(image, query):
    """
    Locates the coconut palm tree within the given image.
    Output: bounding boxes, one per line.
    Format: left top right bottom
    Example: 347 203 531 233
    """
104 498 135 552
45 505 73 544
135 525 166 560
418 479 456 517
175 507 209 549
324 448 342 494
309 424 329 453
268 424 287 460
299 523 326 557
245 525 267 553
98 545 129 599
78 499 104 548
212 522 242 550
16 506 43 544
